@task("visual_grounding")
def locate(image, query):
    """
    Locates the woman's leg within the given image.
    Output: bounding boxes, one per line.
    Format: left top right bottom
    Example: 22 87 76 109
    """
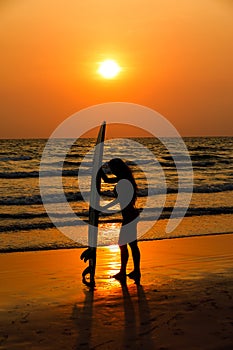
117 224 129 275
119 244 129 274
129 240 140 274
112 244 128 283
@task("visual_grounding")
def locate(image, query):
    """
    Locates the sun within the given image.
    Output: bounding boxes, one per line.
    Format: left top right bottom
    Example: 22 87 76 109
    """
97 59 121 79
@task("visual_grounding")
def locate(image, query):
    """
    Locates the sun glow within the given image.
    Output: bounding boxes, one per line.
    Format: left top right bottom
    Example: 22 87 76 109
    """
97 59 121 79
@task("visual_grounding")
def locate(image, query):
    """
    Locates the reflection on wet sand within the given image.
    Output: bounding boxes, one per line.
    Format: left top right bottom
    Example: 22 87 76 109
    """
1 236 233 349
74 242 156 349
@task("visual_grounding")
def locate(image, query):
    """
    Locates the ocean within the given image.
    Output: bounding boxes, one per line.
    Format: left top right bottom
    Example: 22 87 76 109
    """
0 137 233 252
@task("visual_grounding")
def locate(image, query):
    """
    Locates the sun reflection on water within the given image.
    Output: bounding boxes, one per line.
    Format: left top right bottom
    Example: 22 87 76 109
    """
98 222 121 246
107 244 119 253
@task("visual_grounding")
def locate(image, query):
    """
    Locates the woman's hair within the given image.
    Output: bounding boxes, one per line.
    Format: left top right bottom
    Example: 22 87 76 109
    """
108 158 138 204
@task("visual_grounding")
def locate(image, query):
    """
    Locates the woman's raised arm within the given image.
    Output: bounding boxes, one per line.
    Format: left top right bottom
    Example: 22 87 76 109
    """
98 167 117 184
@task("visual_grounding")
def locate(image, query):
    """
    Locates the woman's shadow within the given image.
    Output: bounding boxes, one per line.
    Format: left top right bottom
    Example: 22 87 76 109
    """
136 284 156 348
72 282 155 349
121 282 155 349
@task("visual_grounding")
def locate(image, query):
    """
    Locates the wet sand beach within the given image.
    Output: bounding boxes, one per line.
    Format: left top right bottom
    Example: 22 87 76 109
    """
0 234 233 349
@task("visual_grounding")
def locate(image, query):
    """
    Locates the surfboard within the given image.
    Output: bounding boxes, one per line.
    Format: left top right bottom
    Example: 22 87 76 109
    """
80 121 106 288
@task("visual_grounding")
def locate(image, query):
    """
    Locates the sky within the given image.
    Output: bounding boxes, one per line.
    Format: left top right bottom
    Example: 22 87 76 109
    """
0 0 233 138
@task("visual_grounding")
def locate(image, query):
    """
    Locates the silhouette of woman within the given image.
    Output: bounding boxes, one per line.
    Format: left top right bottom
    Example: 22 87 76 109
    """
98 158 141 285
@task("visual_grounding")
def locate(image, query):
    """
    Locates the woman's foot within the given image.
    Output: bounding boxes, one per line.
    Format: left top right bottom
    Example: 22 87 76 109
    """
112 271 126 284
127 270 141 285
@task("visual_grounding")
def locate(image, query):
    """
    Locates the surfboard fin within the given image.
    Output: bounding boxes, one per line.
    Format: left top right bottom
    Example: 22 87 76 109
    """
80 247 96 263
82 266 95 288
81 247 96 288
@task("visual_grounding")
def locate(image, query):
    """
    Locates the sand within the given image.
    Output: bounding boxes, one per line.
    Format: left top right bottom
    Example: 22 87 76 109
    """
0 234 233 349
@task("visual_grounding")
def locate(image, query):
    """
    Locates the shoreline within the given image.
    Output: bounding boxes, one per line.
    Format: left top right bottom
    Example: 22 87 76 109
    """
0 230 233 254
1 212 233 254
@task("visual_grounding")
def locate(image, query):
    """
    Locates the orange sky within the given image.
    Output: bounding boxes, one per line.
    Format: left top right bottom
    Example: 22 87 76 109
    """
0 0 233 138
